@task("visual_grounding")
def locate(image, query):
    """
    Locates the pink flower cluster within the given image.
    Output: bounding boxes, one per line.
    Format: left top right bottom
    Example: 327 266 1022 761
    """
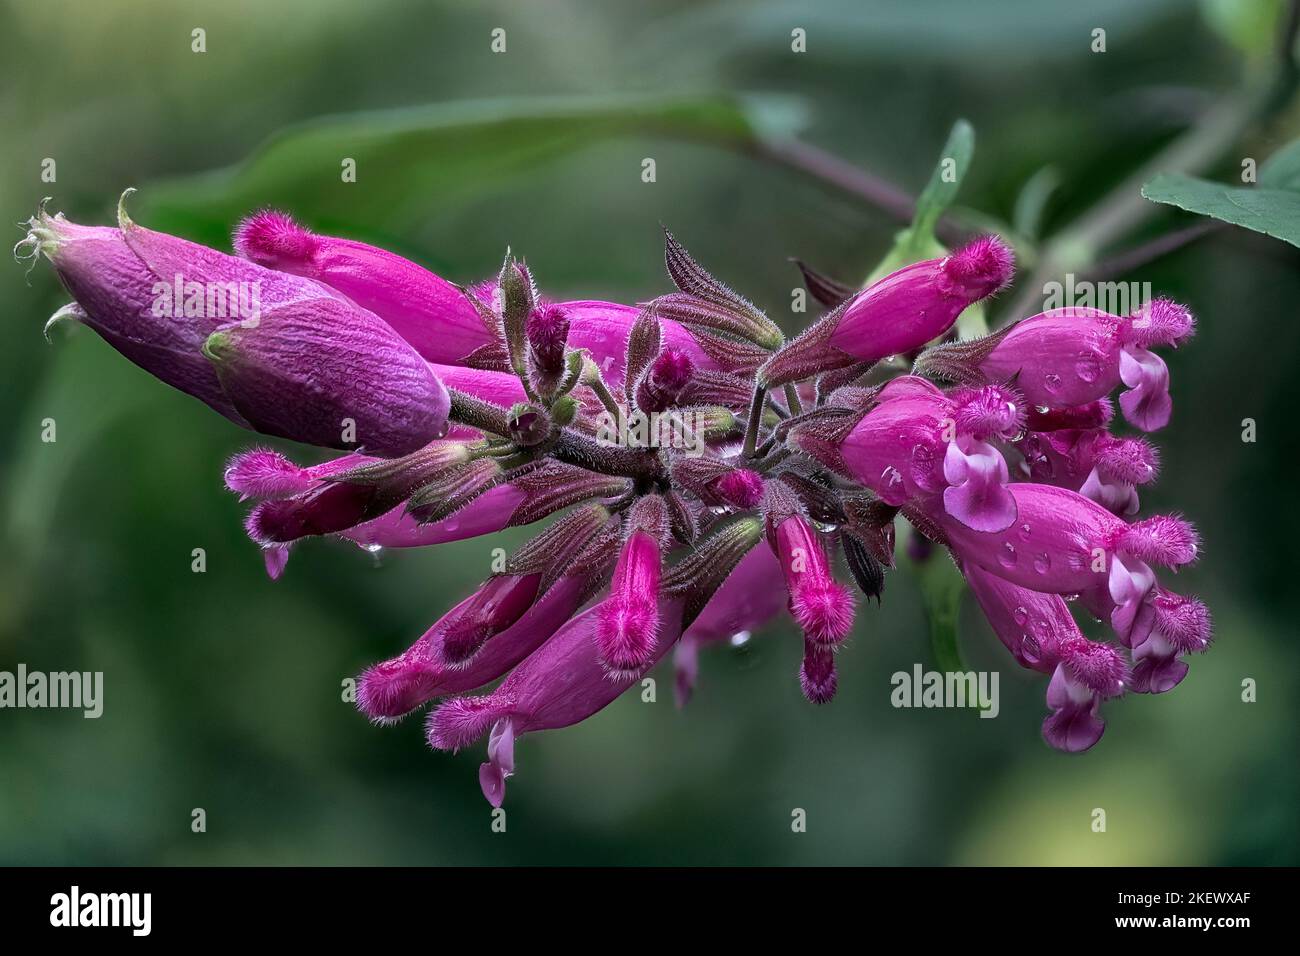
20 193 1209 805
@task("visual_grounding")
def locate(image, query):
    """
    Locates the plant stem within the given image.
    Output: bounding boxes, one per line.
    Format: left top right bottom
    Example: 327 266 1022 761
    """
742 384 767 459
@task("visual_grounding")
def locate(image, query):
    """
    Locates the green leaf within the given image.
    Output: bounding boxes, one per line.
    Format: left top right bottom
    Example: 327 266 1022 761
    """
862 120 989 338
134 93 806 248
1141 172 1300 249
863 120 974 284
909 119 975 254
1259 138 1300 190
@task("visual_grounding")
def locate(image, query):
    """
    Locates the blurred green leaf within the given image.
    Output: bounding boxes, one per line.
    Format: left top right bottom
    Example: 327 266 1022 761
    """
1200 0 1284 60
1141 171 1300 248
639 0 1192 64
1012 166 1062 242
863 120 989 337
1260 138 1300 190
914 550 967 674
863 120 973 284
136 93 807 246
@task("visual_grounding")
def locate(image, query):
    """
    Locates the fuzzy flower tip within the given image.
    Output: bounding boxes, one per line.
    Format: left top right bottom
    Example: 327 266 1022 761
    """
943 234 1015 298
952 384 1025 441
1115 514 1199 568
232 210 318 268
712 469 765 509
799 639 838 704
1125 298 1195 348
1131 591 1212 694
223 447 314 500
772 515 855 646
595 528 662 677
1094 437 1160 486
1042 635 1128 753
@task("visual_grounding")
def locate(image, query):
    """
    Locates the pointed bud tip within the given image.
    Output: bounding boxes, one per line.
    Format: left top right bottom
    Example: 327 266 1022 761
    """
1153 591 1212 653
944 235 1015 297
427 694 510 751
952 383 1025 440
116 188 137 231
1118 514 1199 567
1057 635 1129 697
712 469 765 509
792 581 855 645
1127 298 1195 348
233 209 317 267
224 447 313 500
1095 437 1160 485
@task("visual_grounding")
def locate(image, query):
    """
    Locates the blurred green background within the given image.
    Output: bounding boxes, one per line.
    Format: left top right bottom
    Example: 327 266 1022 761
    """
1 0 1297 865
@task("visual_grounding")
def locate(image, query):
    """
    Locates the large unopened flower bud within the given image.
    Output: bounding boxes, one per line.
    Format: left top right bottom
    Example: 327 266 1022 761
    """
759 236 1014 387
22 200 325 425
203 294 449 456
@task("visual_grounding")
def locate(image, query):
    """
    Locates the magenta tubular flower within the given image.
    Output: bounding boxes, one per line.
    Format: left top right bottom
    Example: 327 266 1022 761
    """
357 573 591 723
974 299 1194 431
791 376 1025 532
428 595 686 806
759 236 1014 387
235 211 492 364
764 509 857 665
234 212 716 381
1129 589 1212 693
937 483 1198 646
830 236 1013 358
1018 428 1159 515
23 200 451 453
964 564 1127 753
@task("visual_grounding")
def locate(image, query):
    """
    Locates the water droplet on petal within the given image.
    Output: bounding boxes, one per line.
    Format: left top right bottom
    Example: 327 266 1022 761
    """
1076 355 1101 384
1012 606 1029 625
1044 373 1062 394
1034 552 1052 574
729 630 752 648
998 542 1018 569
1019 523 1032 540
1021 633 1041 665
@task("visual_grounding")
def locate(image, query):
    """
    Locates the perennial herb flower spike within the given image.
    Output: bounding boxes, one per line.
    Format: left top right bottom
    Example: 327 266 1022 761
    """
18 194 1211 805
